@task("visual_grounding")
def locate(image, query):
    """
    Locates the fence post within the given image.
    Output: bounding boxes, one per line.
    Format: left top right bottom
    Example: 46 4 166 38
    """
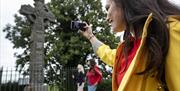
0 67 3 84
0 67 3 91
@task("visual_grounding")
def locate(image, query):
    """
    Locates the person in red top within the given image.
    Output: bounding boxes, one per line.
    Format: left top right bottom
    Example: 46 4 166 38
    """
86 59 102 91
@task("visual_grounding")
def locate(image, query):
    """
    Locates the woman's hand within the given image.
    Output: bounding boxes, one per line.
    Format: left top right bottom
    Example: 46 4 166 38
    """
93 82 98 86
79 23 95 41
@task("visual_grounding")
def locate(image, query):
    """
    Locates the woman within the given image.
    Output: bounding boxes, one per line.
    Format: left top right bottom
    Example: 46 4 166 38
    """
86 59 102 91
72 64 85 91
80 0 180 91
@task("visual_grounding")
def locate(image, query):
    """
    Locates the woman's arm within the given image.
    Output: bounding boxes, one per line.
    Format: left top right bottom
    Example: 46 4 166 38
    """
80 24 116 67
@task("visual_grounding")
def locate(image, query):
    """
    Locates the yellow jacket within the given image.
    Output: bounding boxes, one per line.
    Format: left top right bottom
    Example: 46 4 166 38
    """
96 13 180 91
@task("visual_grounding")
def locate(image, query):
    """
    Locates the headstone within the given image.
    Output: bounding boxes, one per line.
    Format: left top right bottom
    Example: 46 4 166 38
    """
19 0 55 91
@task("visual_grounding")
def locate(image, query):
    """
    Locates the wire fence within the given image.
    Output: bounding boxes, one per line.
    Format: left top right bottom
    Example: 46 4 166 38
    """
0 67 78 91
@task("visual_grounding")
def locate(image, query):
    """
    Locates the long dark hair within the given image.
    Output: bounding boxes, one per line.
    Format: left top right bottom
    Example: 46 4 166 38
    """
114 0 180 89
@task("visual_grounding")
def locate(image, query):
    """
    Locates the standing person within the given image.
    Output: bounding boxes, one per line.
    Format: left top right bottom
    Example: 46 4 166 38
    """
72 64 85 91
86 59 102 91
80 0 180 91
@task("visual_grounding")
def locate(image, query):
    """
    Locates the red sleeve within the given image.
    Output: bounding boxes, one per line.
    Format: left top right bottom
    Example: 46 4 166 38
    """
94 66 102 83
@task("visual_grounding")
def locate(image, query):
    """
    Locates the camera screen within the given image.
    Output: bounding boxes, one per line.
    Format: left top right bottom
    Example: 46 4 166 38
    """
70 21 86 31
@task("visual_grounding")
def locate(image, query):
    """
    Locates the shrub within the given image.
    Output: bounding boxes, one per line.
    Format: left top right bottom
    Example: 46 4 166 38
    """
96 79 112 91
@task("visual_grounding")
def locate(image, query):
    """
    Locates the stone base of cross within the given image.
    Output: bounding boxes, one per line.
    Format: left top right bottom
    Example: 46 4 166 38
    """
24 84 48 91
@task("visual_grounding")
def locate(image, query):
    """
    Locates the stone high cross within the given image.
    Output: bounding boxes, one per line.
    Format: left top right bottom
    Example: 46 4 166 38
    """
19 0 55 90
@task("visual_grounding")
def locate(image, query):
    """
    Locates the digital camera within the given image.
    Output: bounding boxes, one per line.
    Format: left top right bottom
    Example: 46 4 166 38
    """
70 21 86 31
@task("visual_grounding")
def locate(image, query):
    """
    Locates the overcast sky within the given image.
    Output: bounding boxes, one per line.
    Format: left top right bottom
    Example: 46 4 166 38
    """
0 0 50 68
0 0 179 68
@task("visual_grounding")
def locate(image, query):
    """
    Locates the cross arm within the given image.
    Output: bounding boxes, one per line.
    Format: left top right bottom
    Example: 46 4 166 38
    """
20 5 34 16
43 5 56 23
19 5 35 23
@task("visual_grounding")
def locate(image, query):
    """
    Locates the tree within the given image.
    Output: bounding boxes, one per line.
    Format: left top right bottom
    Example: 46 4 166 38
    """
3 0 119 87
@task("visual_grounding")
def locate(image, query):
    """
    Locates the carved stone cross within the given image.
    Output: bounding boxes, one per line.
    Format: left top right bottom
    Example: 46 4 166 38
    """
19 0 55 90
